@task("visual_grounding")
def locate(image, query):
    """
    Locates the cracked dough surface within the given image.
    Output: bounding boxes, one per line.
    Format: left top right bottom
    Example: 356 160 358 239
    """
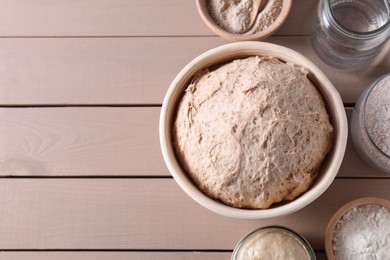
173 56 333 209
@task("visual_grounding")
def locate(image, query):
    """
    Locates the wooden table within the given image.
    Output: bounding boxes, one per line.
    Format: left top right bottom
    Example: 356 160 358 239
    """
0 0 389 259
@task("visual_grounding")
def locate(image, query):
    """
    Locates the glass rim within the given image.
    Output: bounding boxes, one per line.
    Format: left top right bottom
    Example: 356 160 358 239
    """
231 226 316 260
325 0 390 38
363 73 390 160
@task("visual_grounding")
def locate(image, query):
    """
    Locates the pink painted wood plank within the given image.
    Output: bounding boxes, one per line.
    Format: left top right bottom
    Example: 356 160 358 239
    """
0 0 316 37
0 37 228 105
0 107 387 177
0 0 208 37
0 252 327 260
0 252 232 260
0 178 388 250
0 37 388 105
0 107 164 176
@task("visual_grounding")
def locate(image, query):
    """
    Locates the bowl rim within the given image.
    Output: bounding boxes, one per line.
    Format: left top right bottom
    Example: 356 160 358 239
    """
159 41 348 219
325 197 390 260
195 0 293 41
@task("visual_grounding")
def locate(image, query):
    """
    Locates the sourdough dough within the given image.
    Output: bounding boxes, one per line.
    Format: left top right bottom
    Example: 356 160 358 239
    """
173 56 333 209
235 230 311 259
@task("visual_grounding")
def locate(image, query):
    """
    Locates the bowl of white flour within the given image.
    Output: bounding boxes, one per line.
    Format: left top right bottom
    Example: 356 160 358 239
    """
325 197 390 260
196 0 292 41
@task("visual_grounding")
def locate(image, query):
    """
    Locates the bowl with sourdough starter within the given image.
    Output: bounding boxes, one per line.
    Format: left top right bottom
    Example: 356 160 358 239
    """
232 226 316 259
196 0 292 41
160 42 347 219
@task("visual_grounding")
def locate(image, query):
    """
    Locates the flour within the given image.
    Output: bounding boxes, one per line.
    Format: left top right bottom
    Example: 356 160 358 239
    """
365 75 390 157
352 74 390 173
208 0 253 33
332 204 390 260
246 0 282 34
207 0 283 35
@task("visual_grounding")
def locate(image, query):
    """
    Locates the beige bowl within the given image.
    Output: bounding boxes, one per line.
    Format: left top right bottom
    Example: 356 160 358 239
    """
325 197 390 260
159 42 348 219
196 0 292 41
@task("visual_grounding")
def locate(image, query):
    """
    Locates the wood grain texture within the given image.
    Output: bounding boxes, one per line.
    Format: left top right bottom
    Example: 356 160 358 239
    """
0 0 207 37
0 107 387 177
0 37 388 105
0 107 163 176
0 0 316 37
0 178 389 250
0 252 232 260
0 37 224 105
0 252 328 260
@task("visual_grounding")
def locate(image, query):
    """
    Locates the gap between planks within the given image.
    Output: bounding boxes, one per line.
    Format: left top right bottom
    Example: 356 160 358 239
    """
0 251 327 260
0 103 355 108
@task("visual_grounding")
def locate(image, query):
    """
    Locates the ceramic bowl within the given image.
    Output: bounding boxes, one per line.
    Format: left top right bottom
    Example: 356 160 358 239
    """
196 0 292 41
159 41 348 219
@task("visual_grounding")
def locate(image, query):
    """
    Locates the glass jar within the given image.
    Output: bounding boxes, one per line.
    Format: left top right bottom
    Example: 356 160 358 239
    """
311 0 390 70
351 73 390 174
231 226 316 260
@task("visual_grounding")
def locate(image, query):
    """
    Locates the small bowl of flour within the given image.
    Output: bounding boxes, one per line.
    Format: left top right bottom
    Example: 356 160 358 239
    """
196 0 292 41
325 197 390 260
351 73 390 174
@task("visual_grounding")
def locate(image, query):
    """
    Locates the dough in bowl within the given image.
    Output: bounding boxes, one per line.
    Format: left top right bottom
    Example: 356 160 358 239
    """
173 56 333 209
